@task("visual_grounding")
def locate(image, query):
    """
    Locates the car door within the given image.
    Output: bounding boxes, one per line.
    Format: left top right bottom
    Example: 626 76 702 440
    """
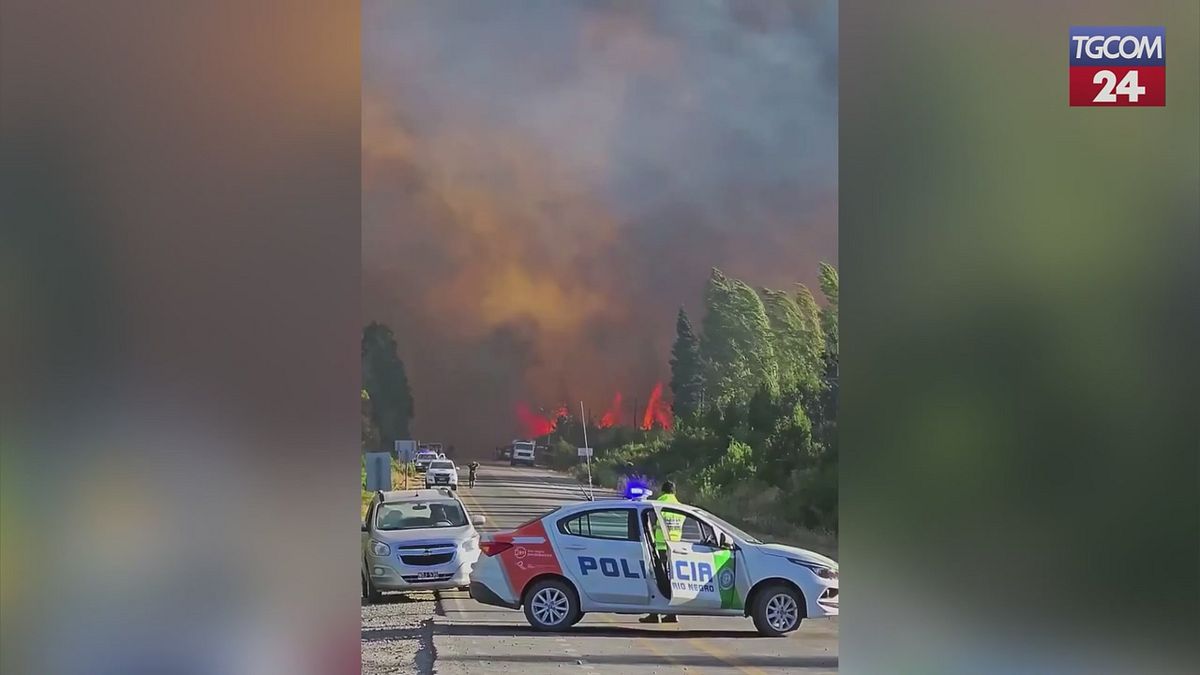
651 504 729 611
555 507 649 606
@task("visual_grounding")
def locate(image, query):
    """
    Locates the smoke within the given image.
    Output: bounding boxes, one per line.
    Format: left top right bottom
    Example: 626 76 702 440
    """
362 0 837 454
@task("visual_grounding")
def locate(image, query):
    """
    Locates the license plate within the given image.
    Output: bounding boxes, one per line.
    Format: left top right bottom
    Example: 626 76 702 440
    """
416 572 440 580
435 477 448 483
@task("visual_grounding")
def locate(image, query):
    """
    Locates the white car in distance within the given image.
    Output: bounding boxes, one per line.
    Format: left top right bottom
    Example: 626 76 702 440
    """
424 459 459 491
510 441 536 467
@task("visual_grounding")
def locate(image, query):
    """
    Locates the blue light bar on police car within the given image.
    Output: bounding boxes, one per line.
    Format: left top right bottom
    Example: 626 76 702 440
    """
624 481 653 500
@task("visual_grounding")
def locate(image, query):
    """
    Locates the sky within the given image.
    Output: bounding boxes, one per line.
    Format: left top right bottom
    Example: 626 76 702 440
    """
362 0 837 453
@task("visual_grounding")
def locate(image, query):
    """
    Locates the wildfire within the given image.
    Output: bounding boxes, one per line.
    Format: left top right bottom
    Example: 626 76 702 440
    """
598 392 623 429
640 382 673 431
515 403 568 437
516 383 672 436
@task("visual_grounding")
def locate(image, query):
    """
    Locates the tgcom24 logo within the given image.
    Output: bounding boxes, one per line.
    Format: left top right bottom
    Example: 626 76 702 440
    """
1069 26 1165 106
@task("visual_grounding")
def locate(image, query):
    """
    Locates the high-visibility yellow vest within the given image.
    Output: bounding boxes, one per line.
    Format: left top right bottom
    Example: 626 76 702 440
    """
654 493 684 545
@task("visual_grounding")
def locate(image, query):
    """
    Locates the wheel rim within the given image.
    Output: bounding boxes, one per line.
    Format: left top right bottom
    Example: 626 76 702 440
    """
530 587 570 626
765 593 799 631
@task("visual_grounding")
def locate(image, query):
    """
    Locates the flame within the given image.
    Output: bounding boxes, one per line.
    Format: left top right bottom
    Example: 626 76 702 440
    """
598 392 624 429
515 403 568 437
640 382 673 431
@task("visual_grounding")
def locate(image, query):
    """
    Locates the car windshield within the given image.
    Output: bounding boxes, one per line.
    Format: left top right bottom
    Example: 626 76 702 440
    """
376 500 467 531
693 508 762 544
430 461 454 470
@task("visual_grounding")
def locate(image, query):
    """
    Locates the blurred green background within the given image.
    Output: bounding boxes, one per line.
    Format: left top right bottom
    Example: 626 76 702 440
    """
841 1 1197 672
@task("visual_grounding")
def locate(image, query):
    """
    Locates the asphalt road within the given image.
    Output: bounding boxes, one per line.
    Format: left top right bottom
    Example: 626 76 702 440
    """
362 462 838 674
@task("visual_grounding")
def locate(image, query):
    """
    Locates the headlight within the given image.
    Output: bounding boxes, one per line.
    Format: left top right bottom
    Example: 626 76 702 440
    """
461 537 478 552
788 558 838 580
370 540 391 557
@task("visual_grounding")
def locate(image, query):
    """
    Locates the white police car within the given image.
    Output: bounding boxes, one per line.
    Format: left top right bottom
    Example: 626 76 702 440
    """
468 487 837 636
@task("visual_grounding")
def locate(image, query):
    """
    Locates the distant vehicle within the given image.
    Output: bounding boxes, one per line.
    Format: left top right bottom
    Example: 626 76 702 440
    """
362 488 486 602
510 440 536 467
469 490 838 635
424 459 459 491
496 446 512 460
415 450 439 473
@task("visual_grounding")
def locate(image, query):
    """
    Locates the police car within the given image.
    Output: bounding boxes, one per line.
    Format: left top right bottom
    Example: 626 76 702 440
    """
468 487 837 636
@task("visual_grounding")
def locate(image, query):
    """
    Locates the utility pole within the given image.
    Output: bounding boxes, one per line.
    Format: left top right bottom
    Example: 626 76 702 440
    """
579 400 593 500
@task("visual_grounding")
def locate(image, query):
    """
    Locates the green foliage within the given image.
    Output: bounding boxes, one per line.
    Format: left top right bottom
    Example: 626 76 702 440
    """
817 261 839 366
362 322 415 448
669 307 705 419
582 264 839 539
761 289 820 394
700 269 779 409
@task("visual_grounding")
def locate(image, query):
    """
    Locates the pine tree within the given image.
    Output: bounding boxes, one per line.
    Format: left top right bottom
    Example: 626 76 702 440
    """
361 389 381 451
669 307 705 418
362 322 415 448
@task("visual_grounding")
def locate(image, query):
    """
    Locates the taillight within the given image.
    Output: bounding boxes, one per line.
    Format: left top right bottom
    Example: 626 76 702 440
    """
479 541 513 557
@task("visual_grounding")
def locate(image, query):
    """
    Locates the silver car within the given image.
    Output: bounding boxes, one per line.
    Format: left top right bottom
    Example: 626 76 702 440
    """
361 489 485 602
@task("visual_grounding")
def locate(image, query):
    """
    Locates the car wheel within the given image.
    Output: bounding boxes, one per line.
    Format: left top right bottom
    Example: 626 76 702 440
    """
751 583 802 637
523 578 578 632
569 612 585 626
363 568 383 604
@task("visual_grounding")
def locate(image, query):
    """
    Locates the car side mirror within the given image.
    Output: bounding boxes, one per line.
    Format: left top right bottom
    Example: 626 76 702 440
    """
361 522 369 533
718 533 731 549
471 515 486 526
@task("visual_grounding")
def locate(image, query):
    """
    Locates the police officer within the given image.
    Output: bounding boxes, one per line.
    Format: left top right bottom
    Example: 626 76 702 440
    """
640 480 683 624
467 461 479 488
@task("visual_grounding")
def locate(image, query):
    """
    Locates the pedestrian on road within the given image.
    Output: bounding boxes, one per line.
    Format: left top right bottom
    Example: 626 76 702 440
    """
641 480 684 625
467 461 479 488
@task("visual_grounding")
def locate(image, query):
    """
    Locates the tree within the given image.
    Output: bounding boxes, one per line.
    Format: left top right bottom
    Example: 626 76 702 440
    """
362 322 415 448
814 263 839 463
761 289 823 395
817 262 839 372
794 284 826 365
700 269 778 409
669 307 705 418
361 389 381 451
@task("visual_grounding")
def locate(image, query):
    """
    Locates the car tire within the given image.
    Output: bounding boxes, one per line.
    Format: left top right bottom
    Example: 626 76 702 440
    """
522 578 579 632
363 567 383 604
751 583 803 637
569 612 585 627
